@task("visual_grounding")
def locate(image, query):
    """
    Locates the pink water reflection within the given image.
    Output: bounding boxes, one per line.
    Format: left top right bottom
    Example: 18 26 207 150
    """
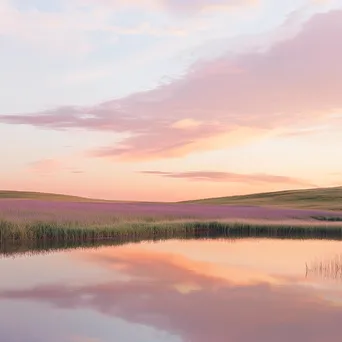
1 239 342 342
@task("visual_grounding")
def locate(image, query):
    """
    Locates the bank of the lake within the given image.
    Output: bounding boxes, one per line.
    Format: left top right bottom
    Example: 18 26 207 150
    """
2 219 342 246
2 198 342 245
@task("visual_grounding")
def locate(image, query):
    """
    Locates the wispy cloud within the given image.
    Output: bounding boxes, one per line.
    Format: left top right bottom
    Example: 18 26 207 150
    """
82 0 256 14
277 124 332 138
27 158 62 174
161 0 258 14
139 170 314 186
70 170 85 174
0 0 189 54
27 158 84 175
1 9 342 160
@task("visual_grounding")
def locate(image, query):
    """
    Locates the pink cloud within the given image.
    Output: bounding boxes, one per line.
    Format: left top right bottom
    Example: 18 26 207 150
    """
159 0 257 14
83 0 255 14
27 159 62 174
1 10 342 161
27 158 84 175
139 170 314 186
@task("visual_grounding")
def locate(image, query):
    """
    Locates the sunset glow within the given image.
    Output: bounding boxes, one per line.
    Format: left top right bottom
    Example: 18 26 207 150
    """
1 0 341 201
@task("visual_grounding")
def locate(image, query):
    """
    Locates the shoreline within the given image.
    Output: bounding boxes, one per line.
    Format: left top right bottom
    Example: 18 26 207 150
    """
1 198 342 253
2 218 342 244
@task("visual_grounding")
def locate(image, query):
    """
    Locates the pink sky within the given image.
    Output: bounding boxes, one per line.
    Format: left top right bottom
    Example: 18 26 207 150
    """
0 1 341 201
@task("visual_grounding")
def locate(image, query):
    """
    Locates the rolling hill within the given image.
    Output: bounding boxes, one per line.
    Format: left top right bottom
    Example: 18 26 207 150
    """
0 190 100 202
1 186 342 210
182 186 342 211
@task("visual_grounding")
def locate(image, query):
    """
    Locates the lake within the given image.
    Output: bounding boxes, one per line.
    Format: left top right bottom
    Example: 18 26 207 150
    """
1 238 342 342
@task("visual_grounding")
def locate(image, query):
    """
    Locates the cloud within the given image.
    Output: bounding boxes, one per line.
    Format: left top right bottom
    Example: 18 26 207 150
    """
1 9 342 160
139 170 314 186
81 0 256 14
1 247 342 342
70 170 85 174
152 0 257 14
0 0 97 53
278 124 332 138
0 0 187 53
170 118 204 129
27 158 62 174
27 158 84 175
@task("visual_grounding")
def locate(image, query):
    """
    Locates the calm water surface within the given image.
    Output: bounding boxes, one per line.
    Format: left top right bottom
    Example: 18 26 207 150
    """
1 238 342 342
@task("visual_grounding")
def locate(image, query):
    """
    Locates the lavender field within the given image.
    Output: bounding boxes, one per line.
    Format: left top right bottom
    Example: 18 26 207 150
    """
1 198 342 223
1 198 342 244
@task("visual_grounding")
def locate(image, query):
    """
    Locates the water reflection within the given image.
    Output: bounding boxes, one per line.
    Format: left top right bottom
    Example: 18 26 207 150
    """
1 239 342 342
306 254 342 282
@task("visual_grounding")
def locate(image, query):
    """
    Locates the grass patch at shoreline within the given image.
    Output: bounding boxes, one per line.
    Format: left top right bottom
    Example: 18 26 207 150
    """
2 218 342 244
1 219 342 258
312 216 342 222
1 190 342 257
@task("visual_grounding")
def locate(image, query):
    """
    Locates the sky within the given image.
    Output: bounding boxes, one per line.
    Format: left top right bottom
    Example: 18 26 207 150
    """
0 0 342 201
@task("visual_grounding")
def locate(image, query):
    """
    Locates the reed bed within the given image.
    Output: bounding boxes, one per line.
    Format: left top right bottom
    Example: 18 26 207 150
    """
2 218 342 243
2 218 342 258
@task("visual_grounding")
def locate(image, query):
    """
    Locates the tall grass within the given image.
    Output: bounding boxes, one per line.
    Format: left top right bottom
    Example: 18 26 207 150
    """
2 219 342 258
312 216 342 222
0 219 190 242
1 197 342 256
1 218 342 243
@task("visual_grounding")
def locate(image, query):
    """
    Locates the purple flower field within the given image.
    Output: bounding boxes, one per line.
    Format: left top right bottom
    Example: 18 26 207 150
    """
2 198 342 244
1 199 341 224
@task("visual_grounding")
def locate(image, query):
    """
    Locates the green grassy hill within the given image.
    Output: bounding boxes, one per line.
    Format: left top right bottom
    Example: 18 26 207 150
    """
0 190 146 203
0 190 99 202
181 186 342 211
2 187 342 210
